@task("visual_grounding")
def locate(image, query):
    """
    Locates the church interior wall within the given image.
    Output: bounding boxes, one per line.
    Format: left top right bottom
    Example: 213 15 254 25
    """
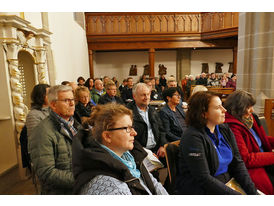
47 12 90 84
0 46 18 175
191 49 233 76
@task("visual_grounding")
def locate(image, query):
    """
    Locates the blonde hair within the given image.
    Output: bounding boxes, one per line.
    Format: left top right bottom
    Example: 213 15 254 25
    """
105 80 116 90
88 103 133 143
74 86 90 103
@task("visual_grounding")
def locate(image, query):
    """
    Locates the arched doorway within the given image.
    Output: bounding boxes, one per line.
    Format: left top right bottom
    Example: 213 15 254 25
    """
17 51 36 109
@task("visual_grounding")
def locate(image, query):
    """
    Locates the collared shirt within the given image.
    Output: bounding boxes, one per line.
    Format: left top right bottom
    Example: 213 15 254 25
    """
52 111 77 138
205 125 233 176
173 109 187 131
250 128 264 152
136 106 156 149
95 89 104 96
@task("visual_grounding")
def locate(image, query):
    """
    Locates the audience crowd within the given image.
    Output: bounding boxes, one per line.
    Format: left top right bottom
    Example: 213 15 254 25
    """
23 72 274 195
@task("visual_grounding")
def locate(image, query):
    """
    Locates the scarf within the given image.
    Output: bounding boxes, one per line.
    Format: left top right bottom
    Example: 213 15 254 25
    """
242 115 254 129
100 144 141 178
52 111 78 137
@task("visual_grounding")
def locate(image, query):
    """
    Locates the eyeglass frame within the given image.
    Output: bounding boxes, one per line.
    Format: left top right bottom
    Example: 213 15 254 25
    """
55 98 75 104
106 126 134 133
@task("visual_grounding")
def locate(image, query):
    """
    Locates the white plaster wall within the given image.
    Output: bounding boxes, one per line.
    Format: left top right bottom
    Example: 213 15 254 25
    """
94 50 177 84
155 50 177 77
48 12 89 84
190 49 233 76
24 12 42 29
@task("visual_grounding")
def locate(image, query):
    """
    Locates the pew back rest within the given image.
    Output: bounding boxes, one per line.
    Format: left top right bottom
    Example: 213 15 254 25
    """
264 99 274 136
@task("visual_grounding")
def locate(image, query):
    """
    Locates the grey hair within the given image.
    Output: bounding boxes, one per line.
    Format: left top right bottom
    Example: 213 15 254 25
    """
48 85 73 103
132 83 150 95
167 76 176 84
192 85 208 95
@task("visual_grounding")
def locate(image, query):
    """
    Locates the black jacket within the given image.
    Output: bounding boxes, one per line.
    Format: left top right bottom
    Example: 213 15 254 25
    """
175 124 258 195
75 102 93 118
98 93 124 105
159 104 186 142
121 86 133 103
126 101 167 152
72 128 157 195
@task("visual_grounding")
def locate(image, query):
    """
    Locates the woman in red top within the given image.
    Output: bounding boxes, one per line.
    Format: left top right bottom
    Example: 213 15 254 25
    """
224 90 274 194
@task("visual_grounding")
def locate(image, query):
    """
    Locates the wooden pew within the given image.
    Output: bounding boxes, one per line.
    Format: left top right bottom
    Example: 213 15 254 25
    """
264 99 274 136
190 85 234 102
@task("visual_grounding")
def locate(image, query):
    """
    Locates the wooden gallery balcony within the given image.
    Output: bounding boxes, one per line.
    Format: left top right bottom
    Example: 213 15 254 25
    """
85 12 239 76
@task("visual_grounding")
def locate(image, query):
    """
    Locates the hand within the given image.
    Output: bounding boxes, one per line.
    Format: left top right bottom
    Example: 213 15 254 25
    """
156 146 165 158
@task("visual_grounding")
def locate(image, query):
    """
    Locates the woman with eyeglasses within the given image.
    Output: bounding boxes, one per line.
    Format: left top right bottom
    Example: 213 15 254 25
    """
159 87 187 142
74 86 95 123
72 103 168 195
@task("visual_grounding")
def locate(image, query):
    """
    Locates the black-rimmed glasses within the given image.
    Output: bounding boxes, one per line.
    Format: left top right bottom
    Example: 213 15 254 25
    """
107 126 134 133
56 98 75 104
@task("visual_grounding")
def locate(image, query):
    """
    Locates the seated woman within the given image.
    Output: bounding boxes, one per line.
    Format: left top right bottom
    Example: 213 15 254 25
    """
84 77 94 92
159 87 187 142
175 91 257 195
72 103 168 195
74 86 95 123
26 83 50 138
224 90 274 195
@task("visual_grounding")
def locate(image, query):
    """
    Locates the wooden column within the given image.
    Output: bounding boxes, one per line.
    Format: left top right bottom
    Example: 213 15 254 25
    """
233 46 237 74
88 49 94 79
148 48 155 78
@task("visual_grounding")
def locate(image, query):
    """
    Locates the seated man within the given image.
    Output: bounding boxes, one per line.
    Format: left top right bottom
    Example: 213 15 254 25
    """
127 83 167 159
165 77 184 102
121 77 134 103
29 85 82 194
98 80 124 105
90 78 106 104
145 78 163 101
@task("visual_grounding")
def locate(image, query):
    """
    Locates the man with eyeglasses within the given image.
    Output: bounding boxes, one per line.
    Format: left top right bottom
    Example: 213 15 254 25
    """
29 85 82 194
98 80 124 105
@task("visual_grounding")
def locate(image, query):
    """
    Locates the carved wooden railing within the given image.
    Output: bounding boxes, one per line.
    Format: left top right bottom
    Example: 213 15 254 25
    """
201 12 239 32
85 12 238 36
85 13 202 35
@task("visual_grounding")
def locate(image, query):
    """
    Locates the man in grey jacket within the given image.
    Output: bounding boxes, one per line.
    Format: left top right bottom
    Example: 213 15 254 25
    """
29 85 81 194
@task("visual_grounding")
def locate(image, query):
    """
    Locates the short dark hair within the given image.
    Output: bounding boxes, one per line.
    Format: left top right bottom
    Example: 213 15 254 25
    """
127 77 133 82
61 81 70 86
77 76 85 82
224 90 256 122
84 78 94 89
31 84 50 109
162 87 179 103
186 91 219 129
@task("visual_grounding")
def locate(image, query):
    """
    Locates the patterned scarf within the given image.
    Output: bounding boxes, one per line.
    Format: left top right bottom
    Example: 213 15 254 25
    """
53 111 77 137
242 115 254 129
100 144 141 178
